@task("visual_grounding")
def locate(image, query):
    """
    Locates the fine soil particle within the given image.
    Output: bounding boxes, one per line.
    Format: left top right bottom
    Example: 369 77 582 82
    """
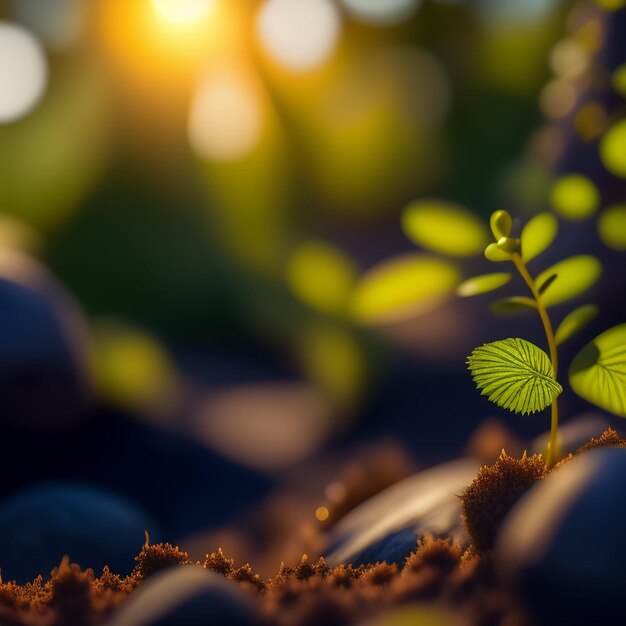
0 535 528 626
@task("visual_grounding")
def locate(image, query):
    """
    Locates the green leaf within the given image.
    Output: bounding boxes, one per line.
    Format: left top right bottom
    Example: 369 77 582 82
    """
569 324 626 417
468 338 562 415
536 255 602 307
457 272 512 297
537 273 557 296
402 200 489 257
496 237 521 254
490 297 537 314
484 243 512 262
490 210 513 240
350 253 460 324
521 213 558 262
555 304 599 346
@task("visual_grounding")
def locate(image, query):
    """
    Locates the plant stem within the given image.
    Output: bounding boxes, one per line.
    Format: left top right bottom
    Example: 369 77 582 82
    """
511 254 560 468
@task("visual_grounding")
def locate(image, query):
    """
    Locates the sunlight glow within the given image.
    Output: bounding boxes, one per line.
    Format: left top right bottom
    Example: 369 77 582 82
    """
188 67 263 161
257 0 341 71
0 23 48 124
152 0 214 24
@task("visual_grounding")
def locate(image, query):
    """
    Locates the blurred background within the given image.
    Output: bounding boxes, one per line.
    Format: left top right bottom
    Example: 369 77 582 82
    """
0 0 625 582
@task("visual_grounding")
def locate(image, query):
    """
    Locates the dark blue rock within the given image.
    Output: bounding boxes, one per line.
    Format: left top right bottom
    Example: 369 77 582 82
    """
104 567 259 626
325 459 478 566
497 448 626 626
1 407 273 540
0 482 158 583
0 248 91 428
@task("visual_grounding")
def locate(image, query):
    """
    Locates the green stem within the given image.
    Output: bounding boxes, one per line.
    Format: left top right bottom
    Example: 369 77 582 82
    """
511 254 560 468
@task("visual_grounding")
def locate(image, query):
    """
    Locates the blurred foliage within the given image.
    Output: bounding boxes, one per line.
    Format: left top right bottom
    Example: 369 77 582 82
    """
0 0 624 462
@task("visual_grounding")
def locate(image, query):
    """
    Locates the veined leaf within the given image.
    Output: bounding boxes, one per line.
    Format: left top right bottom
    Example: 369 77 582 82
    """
402 200 489 257
521 213 558 263
484 243 512 262
555 304 599 346
490 296 537 314
569 324 626 417
536 255 602 307
467 338 562 415
457 272 512 297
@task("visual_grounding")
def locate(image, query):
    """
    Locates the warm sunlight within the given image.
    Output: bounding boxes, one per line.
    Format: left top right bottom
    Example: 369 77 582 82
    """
152 0 215 25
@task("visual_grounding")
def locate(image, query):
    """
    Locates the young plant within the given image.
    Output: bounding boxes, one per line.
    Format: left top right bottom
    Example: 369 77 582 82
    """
459 210 626 468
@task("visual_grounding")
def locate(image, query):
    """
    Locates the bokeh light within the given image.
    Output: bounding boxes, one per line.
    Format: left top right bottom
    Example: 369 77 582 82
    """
549 39 589 79
599 120 626 179
574 101 607 141
152 0 215 24
550 174 600 220
257 0 341 72
286 241 357 315
340 0 422 26
612 64 626 97
597 205 626 250
188 65 264 162
0 22 48 124
539 79 578 119
195 383 331 471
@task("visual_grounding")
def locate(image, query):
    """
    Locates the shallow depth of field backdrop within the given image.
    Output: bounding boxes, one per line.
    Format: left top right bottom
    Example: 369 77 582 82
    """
0 0 625 581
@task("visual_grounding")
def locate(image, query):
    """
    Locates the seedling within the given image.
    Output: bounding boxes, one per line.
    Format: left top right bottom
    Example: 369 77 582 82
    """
459 209 626 467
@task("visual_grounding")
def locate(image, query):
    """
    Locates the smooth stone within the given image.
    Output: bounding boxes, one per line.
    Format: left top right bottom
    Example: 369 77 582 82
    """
0 482 158 583
325 459 479 566
0 247 91 428
497 448 626 626
105 566 259 626
1 408 273 540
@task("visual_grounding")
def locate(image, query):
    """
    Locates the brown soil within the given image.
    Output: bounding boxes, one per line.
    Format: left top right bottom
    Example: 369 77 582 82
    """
2 429 623 626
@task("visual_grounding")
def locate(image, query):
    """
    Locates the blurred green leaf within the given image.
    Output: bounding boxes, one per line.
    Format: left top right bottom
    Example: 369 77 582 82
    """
457 272 512 297
555 304 599 346
468 338 562 415
286 240 357 315
536 255 602 307
570 324 626 417
402 200 489 257
484 243 512 262
600 120 626 179
490 296 537 314
521 212 558 262
597 204 626 251
537 273 557 296
550 174 599 220
350 253 460 324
